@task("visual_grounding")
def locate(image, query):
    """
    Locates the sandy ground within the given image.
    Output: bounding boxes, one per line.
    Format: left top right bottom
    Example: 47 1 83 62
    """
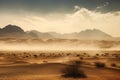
0 63 120 80
0 50 120 80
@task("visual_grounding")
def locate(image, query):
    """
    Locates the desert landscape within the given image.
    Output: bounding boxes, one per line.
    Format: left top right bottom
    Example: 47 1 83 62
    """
0 50 120 80
0 0 120 80
0 38 120 80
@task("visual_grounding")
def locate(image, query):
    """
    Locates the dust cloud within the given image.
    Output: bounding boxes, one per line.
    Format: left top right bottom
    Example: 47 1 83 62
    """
0 39 119 51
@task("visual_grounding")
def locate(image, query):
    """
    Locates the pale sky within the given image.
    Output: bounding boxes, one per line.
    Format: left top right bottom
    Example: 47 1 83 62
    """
0 0 120 37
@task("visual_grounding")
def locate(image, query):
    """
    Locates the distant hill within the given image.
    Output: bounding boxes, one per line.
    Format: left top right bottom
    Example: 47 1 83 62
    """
27 29 112 40
26 30 53 38
63 29 112 40
0 24 26 38
2 24 24 33
0 24 113 40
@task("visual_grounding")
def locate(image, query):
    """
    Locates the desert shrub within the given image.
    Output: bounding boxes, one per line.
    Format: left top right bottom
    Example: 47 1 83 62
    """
80 57 83 60
83 53 87 55
33 54 37 58
94 62 105 68
25 55 29 58
111 63 117 67
96 54 99 56
61 61 87 78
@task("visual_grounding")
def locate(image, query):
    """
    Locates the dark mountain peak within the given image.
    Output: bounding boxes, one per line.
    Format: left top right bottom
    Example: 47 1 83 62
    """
0 24 26 38
2 24 24 33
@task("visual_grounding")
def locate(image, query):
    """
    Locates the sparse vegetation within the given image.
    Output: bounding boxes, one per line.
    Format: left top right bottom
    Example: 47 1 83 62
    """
61 61 87 78
96 53 99 56
94 62 105 68
80 57 84 60
0 50 120 80
111 63 117 67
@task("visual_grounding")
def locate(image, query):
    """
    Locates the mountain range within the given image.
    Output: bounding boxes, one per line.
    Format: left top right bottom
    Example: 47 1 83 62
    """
0 24 114 40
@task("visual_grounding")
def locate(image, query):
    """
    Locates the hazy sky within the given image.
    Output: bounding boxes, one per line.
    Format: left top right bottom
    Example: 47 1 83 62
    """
0 0 120 37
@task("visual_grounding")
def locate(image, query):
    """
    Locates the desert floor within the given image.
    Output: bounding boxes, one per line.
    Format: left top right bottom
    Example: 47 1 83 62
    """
0 50 120 80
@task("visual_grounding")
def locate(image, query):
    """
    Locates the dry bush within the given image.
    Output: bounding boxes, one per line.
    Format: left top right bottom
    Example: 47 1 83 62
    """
94 62 105 68
61 61 87 78
111 63 117 67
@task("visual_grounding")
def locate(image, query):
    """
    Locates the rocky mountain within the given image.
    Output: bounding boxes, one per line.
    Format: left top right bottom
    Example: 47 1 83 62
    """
27 29 112 40
0 24 26 38
0 24 113 40
2 24 24 33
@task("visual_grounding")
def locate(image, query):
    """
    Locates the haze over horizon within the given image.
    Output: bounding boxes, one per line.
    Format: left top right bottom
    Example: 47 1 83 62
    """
0 0 120 37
